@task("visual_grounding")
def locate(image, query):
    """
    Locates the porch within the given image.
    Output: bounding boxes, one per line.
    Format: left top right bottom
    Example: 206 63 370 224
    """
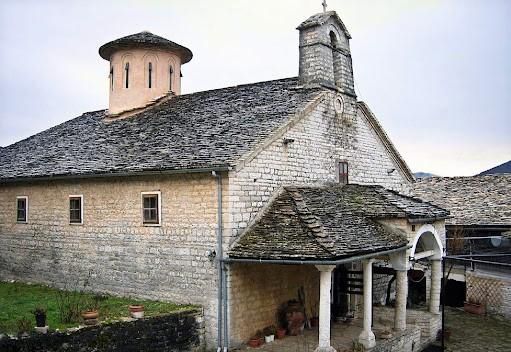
235 319 421 351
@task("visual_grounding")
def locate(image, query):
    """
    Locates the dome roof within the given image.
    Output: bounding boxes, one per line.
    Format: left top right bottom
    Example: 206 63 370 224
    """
99 31 193 63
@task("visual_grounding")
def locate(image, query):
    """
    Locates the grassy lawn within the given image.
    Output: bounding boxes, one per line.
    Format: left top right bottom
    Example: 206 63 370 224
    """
0 281 196 334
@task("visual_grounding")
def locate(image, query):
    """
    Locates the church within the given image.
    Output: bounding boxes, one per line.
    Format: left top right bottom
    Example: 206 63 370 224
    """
0 7 448 352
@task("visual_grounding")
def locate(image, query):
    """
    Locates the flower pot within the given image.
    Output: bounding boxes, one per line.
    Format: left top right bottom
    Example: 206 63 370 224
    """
35 313 46 328
464 301 485 315
276 328 286 339
81 310 99 320
264 335 274 343
248 337 262 347
129 305 145 319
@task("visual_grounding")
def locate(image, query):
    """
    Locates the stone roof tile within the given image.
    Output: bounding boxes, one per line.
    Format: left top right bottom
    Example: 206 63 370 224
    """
228 184 449 261
0 78 323 182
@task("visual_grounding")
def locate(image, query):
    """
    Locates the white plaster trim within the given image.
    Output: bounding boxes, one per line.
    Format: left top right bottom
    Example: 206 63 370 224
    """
16 195 28 223
410 224 443 260
141 191 162 227
68 194 84 225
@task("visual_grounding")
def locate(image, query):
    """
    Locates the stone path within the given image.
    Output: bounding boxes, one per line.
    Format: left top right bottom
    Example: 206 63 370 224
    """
442 308 511 352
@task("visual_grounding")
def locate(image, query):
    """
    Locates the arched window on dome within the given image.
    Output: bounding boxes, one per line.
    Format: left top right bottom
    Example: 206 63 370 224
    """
148 62 153 88
124 62 130 88
110 66 114 91
169 65 174 92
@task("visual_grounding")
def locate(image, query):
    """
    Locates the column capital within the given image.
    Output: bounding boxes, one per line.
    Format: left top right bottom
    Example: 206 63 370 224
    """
363 258 375 265
315 265 336 272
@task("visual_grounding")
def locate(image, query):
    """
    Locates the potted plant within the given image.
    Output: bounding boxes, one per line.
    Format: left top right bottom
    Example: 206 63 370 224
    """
263 325 276 343
129 304 145 319
81 295 101 325
32 306 48 333
464 299 485 315
276 326 287 339
248 330 263 347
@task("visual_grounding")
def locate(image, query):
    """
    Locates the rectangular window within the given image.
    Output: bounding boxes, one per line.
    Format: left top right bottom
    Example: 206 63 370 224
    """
69 195 83 224
142 191 161 225
16 196 28 223
339 161 349 185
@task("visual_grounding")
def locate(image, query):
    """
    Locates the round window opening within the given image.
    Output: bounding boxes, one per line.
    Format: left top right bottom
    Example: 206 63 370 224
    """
334 97 344 115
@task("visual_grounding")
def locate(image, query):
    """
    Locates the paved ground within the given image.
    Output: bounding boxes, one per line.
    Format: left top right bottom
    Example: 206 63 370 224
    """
441 308 511 352
235 308 511 351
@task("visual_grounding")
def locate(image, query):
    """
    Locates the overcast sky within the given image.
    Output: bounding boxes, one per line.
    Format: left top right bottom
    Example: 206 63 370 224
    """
0 0 509 176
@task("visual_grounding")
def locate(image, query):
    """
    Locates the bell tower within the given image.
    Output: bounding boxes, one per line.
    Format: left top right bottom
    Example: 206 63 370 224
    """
297 11 355 97
99 31 193 116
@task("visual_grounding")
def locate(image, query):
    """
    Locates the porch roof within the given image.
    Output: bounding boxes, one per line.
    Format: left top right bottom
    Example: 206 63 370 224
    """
228 184 449 261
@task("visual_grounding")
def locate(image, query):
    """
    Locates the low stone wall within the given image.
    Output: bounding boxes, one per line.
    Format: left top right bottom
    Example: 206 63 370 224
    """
372 326 421 352
374 306 440 348
0 309 204 352
466 270 511 319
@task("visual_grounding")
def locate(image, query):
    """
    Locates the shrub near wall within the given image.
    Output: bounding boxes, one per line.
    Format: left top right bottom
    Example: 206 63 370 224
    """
0 309 204 352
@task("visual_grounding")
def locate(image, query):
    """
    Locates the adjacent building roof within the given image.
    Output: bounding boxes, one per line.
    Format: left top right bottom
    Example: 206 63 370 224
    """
0 78 324 182
228 184 449 261
478 160 511 176
411 175 511 227
98 31 193 63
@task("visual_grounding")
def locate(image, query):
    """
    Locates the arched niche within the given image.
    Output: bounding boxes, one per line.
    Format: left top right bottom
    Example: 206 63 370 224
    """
410 224 443 261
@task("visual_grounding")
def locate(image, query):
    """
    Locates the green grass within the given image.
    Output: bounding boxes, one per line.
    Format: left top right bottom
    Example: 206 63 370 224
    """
0 281 196 334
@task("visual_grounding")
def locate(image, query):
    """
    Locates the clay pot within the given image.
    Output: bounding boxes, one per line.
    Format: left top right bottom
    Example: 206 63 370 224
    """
81 310 99 320
248 337 262 347
129 305 145 319
464 301 485 315
276 328 286 339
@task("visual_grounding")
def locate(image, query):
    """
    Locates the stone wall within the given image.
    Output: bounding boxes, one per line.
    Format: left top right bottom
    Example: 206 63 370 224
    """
372 326 421 352
374 306 440 349
0 173 224 347
0 309 204 352
228 263 319 346
466 271 511 318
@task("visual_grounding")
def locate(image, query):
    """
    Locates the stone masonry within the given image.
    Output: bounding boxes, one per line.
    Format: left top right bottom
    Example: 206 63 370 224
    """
0 173 223 346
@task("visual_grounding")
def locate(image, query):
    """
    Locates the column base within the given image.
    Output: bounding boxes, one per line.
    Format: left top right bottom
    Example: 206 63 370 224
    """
314 347 337 352
358 330 376 349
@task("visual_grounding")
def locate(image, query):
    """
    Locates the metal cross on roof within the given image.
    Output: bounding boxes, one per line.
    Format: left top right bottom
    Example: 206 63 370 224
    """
322 0 327 12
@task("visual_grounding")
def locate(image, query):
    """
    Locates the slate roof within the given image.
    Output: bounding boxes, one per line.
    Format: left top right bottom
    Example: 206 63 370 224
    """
0 78 323 182
478 160 511 175
228 184 449 261
98 31 193 63
297 11 352 39
411 175 511 226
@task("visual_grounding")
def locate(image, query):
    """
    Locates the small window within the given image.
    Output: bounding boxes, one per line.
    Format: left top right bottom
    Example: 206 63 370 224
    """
125 62 130 88
16 196 28 223
169 65 174 92
338 161 348 184
148 62 153 88
69 195 83 224
142 191 161 225
110 66 114 91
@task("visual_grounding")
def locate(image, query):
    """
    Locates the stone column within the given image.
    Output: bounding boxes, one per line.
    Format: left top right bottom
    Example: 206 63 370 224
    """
394 269 408 331
358 259 376 349
429 259 441 314
314 265 337 352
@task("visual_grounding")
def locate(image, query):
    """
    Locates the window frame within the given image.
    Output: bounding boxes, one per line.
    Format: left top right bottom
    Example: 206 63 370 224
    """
16 196 28 223
337 160 349 185
141 191 161 226
69 194 84 225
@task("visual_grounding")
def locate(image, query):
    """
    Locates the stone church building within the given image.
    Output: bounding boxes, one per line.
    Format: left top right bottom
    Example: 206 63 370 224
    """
0 9 448 352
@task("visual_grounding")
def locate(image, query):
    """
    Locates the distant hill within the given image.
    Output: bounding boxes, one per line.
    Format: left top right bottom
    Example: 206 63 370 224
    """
413 172 437 179
478 160 511 175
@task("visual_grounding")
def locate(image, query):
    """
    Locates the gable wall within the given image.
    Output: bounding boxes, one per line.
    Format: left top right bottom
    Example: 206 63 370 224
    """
226 93 412 345
0 173 223 346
